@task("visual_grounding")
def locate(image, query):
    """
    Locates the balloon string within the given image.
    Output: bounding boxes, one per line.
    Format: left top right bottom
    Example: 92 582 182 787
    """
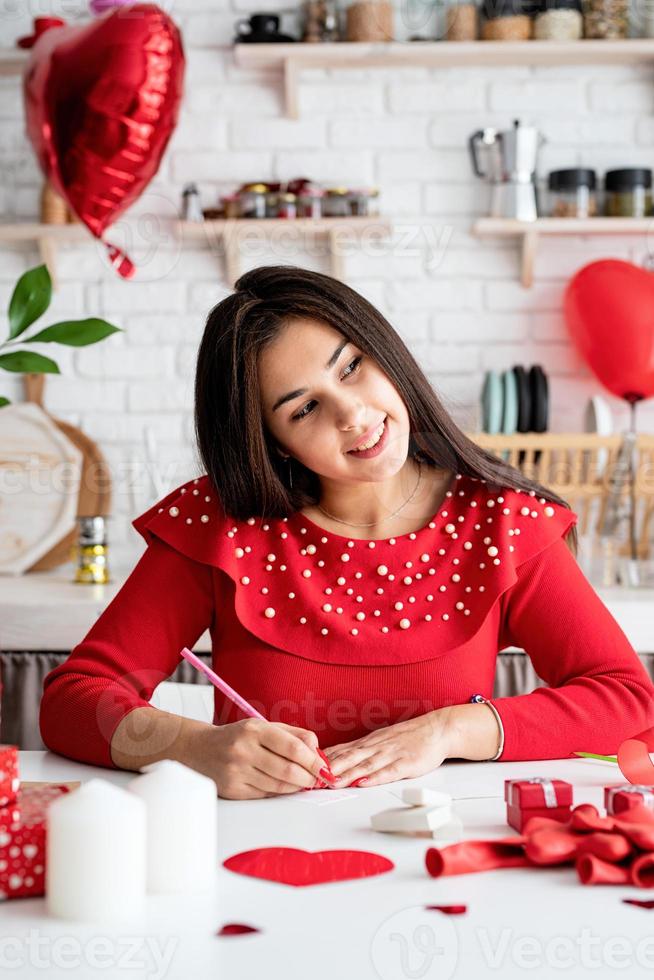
104 242 135 279
629 402 638 562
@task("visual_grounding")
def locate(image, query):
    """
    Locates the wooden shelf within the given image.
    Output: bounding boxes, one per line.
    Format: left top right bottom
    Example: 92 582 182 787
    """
177 216 393 284
472 216 654 288
233 39 654 116
0 48 28 77
0 222 88 289
0 218 392 287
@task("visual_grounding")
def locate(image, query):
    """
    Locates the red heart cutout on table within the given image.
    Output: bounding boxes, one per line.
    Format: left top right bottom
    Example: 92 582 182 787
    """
22 3 184 277
223 847 394 887
565 260 654 402
216 923 260 937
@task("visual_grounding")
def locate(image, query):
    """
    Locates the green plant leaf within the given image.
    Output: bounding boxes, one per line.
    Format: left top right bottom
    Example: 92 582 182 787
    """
27 318 122 347
8 265 52 340
0 351 60 374
0 396 10 408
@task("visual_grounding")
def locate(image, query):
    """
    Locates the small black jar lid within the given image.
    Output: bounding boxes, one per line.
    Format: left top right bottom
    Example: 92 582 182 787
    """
605 168 653 191
536 0 582 11
548 168 597 191
482 0 536 19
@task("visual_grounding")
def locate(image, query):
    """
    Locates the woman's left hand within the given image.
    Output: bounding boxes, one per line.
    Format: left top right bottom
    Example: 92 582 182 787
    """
322 709 453 788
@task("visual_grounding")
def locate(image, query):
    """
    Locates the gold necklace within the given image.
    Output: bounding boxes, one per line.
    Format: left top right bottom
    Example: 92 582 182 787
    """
316 461 423 528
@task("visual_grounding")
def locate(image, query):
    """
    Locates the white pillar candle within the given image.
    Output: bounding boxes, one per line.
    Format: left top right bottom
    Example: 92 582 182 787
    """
128 760 217 894
46 778 147 923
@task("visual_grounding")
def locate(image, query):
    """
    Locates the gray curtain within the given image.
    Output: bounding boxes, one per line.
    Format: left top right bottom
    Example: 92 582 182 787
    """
4 650 654 751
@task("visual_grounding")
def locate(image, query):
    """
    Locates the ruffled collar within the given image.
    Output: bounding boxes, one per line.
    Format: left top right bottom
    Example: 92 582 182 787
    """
132 473 577 666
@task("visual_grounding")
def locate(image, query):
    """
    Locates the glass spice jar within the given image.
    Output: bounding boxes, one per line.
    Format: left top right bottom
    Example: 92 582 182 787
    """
221 193 241 219
604 169 653 217
445 0 479 39
297 187 325 218
481 0 533 38
323 187 351 217
239 183 269 219
277 192 298 219
548 168 598 217
534 0 582 37
582 0 628 37
265 190 279 218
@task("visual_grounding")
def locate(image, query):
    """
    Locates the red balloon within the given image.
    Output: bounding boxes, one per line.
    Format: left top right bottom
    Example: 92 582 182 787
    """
22 4 185 278
564 259 654 403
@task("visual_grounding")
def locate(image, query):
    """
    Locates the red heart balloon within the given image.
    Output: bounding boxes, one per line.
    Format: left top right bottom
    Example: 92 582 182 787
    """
565 259 654 403
22 3 184 278
223 847 394 887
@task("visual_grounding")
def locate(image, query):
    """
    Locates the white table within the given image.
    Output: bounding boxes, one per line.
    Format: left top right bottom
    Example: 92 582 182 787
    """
5 752 654 979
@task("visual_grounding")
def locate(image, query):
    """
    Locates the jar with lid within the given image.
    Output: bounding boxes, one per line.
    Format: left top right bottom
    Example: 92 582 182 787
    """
548 169 597 217
582 0 628 37
604 169 653 217
323 187 351 217
75 517 110 585
445 0 479 39
277 193 298 219
345 0 394 40
481 0 533 39
220 193 241 219
302 0 340 40
346 188 380 216
297 187 325 218
239 183 269 219
534 0 582 37
265 190 279 218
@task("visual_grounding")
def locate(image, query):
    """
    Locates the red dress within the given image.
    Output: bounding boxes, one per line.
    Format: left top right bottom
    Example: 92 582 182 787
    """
39 472 654 768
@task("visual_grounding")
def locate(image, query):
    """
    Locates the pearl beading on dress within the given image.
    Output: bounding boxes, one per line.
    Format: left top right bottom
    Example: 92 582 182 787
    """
157 474 561 643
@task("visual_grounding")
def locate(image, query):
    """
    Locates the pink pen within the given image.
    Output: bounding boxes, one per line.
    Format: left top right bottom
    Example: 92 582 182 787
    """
178 647 336 787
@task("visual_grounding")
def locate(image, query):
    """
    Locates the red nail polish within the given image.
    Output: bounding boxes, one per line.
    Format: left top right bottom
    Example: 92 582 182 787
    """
319 766 337 783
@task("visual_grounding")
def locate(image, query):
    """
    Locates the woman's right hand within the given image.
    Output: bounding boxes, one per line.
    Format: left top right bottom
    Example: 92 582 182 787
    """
190 718 333 799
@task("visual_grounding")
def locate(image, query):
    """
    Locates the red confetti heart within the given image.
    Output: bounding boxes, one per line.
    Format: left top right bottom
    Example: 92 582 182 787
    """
223 847 394 887
624 899 654 909
217 923 260 936
425 904 467 915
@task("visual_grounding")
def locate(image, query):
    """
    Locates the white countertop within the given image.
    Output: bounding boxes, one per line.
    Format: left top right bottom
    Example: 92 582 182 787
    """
6 751 654 979
2 565 654 653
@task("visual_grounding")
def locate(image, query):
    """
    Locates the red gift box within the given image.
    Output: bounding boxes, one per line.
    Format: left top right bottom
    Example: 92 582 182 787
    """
504 777 573 833
604 784 654 816
0 745 19 807
0 782 78 901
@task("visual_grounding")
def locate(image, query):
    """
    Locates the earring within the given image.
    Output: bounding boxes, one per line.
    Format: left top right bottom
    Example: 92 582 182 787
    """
286 456 293 490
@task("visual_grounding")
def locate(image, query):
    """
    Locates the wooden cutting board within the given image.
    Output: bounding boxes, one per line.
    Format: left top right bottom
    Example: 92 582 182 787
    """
23 374 112 572
0 403 83 574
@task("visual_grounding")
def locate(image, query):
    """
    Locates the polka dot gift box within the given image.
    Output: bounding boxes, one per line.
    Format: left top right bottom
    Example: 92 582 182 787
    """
0 750 78 902
0 745 19 807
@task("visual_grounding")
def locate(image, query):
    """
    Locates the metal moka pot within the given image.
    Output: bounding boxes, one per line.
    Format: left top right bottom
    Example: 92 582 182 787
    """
469 118 545 221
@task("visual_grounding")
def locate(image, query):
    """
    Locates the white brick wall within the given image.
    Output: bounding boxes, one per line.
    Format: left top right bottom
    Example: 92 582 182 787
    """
2 1 653 570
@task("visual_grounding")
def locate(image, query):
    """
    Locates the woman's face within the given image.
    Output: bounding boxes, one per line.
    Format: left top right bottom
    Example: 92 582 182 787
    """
259 318 411 486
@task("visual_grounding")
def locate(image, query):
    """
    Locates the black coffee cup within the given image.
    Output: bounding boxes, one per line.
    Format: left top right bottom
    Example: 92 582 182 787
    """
236 13 280 36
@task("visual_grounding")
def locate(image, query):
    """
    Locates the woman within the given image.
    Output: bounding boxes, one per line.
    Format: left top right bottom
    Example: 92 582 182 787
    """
39 266 654 799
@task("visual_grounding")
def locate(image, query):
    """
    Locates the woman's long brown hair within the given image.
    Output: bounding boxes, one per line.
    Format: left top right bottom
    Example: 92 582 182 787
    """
194 265 577 557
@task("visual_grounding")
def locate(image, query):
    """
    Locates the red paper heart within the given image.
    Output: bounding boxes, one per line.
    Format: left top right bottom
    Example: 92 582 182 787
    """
217 923 260 936
624 898 654 909
565 259 654 402
223 847 394 887
22 3 184 277
425 904 468 915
